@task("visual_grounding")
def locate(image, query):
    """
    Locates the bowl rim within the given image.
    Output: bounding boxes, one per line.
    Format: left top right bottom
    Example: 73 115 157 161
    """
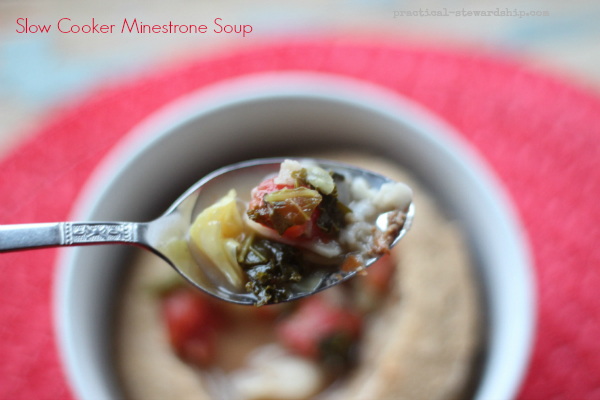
54 71 536 400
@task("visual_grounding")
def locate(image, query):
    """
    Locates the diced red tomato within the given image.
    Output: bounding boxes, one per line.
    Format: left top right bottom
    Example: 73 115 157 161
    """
281 208 321 239
248 178 293 209
276 295 362 359
161 288 223 366
249 178 322 239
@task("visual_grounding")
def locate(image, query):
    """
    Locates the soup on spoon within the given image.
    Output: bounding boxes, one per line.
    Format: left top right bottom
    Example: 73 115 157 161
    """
182 159 413 306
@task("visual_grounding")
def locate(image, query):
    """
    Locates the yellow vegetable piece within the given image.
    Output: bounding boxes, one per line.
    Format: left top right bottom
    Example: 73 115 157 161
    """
189 189 245 288
158 238 210 289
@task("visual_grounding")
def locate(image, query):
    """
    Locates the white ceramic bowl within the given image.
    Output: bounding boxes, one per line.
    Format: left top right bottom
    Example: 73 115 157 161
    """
54 72 535 400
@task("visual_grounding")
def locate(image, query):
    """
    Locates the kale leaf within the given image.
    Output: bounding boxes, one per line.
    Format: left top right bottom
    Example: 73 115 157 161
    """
316 192 348 235
238 238 304 306
316 173 351 236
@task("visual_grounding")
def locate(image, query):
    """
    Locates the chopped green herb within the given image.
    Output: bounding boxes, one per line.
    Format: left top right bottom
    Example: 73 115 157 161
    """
237 232 255 264
248 187 322 235
316 189 350 236
238 238 305 306
263 187 320 203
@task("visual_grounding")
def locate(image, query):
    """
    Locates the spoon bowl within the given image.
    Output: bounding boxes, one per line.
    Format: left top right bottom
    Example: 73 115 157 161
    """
0 158 414 305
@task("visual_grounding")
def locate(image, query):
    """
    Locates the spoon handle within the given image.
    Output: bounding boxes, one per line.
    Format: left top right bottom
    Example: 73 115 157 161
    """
0 222 146 252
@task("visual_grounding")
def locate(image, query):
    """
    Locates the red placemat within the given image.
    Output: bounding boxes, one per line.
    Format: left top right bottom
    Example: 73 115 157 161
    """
1 40 599 400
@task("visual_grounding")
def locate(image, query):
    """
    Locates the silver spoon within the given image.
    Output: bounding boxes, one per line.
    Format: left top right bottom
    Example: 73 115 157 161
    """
0 158 414 305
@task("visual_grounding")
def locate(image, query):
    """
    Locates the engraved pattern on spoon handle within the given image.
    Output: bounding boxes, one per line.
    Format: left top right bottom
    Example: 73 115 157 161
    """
62 222 136 245
0 222 146 252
